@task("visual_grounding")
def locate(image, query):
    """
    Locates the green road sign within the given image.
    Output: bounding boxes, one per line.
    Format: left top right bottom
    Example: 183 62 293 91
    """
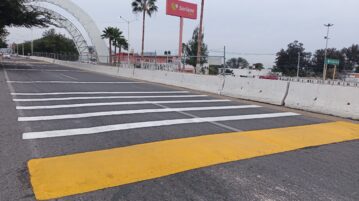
325 58 340 65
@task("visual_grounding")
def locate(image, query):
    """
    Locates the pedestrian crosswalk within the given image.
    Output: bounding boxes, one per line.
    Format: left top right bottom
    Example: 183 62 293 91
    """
12 89 300 140
10 88 298 140
8 65 357 200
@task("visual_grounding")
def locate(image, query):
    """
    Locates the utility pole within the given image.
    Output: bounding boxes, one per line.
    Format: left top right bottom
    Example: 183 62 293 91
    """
224 45 226 68
31 29 34 55
297 52 301 78
323 23 334 80
22 42 24 56
196 0 205 73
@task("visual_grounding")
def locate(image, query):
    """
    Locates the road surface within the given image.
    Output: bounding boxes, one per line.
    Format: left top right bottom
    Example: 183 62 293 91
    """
1 58 358 201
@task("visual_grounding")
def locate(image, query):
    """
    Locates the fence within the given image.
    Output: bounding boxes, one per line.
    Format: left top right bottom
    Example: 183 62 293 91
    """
279 77 359 87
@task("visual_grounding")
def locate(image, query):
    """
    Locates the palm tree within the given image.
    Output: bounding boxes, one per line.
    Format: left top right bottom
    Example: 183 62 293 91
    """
111 28 123 63
114 38 129 63
112 30 127 63
131 0 158 60
101 27 117 64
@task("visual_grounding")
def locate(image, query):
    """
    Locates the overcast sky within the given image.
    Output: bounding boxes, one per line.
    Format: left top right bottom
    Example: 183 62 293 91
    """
7 0 359 66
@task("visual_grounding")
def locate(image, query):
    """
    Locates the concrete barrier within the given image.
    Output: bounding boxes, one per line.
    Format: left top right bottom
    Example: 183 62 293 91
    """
221 77 289 105
285 82 359 120
133 69 223 94
30 56 359 119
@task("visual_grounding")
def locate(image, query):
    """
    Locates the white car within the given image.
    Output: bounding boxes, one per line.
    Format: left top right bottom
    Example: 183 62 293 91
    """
3 54 11 59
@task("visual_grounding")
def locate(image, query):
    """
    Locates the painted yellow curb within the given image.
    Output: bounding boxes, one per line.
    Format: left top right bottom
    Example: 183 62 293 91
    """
28 121 359 200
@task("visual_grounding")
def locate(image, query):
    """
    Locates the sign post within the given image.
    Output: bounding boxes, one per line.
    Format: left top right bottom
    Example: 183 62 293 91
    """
178 17 184 66
166 0 197 71
324 58 340 80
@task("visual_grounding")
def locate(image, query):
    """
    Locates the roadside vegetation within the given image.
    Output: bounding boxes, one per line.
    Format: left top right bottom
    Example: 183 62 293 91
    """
0 0 53 47
273 41 359 76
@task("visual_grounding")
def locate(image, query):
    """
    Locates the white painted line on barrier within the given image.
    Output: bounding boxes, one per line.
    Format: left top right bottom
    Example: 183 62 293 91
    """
13 95 207 102
11 91 189 96
6 80 144 84
22 112 300 139
16 99 232 110
18 105 261 122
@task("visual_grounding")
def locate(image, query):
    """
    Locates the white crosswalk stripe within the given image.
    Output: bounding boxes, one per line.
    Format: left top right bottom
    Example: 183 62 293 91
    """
11 91 189 96
7 81 144 84
18 105 261 122
13 95 208 102
22 112 300 139
16 99 232 110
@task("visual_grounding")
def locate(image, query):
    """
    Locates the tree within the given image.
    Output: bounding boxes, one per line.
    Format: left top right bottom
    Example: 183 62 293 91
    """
111 28 122 63
226 57 249 69
342 44 359 72
113 37 129 63
101 27 118 64
0 29 8 48
253 63 264 70
18 29 78 58
311 48 345 76
0 0 53 48
183 27 208 73
273 40 311 76
0 0 52 29
132 0 158 60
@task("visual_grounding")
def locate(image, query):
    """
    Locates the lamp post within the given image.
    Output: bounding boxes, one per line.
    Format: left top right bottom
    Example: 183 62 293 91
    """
120 16 137 68
323 23 334 80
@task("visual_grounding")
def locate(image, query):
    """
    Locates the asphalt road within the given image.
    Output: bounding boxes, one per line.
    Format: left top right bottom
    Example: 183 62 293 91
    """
1 58 358 201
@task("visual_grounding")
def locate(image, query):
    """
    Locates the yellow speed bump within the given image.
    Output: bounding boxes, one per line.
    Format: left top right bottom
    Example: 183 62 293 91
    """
28 121 359 200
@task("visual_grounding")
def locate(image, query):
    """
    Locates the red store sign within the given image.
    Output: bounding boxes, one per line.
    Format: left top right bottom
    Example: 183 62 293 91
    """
166 0 198 20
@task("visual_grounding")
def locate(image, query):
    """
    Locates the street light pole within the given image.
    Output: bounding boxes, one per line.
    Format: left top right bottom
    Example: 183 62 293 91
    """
323 23 333 80
120 16 133 68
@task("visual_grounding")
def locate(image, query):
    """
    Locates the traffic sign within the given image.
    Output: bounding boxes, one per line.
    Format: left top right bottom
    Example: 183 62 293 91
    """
325 58 340 65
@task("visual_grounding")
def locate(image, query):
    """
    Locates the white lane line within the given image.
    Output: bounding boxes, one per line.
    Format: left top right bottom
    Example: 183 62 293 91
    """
6 81 144 84
5 69 84 72
16 100 232 110
13 95 207 102
11 91 189 96
59 73 78 81
18 105 261 122
22 112 300 139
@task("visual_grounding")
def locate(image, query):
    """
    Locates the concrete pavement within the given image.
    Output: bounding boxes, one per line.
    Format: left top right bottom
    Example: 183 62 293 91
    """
0 58 358 201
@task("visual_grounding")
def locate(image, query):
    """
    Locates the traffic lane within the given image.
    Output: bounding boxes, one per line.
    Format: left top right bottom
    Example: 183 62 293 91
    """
6 68 138 82
3 61 81 71
8 81 187 94
25 123 231 158
61 140 359 201
0 68 36 201
19 115 327 159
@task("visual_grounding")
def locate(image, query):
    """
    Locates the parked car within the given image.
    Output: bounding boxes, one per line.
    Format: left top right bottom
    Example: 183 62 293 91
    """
3 54 11 59
259 74 279 80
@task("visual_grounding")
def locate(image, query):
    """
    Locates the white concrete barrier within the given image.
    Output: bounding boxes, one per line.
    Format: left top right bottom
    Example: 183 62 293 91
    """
221 77 289 105
285 82 359 120
133 69 223 94
30 56 359 119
